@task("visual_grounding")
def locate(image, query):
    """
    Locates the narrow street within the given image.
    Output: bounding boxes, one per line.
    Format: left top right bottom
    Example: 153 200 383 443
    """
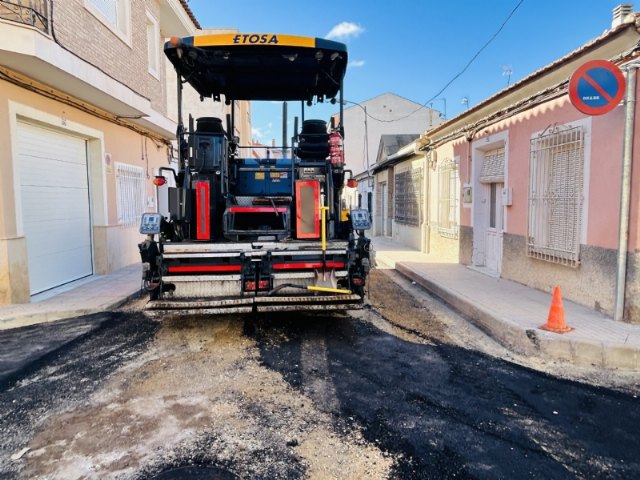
2 3 640 480
1 270 639 479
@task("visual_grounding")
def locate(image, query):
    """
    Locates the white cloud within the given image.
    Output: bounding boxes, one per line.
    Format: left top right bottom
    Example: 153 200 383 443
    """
326 22 364 40
253 122 274 140
349 60 366 68
252 127 265 139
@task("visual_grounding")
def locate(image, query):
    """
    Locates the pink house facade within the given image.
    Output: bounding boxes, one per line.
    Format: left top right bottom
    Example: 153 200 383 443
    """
418 8 640 323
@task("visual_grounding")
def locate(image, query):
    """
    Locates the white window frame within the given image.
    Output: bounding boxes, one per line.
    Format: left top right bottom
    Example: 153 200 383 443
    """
527 120 590 267
115 162 145 226
84 0 131 46
437 158 459 239
146 11 160 79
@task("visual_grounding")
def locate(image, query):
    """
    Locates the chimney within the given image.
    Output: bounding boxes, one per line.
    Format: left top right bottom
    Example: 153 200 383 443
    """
612 4 634 29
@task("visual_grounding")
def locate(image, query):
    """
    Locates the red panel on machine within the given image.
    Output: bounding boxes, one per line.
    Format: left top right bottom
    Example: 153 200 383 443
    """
272 261 345 270
295 180 320 239
228 206 288 213
167 265 241 273
195 181 210 240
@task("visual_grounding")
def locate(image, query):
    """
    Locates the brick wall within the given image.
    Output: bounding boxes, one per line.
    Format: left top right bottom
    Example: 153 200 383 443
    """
52 0 166 115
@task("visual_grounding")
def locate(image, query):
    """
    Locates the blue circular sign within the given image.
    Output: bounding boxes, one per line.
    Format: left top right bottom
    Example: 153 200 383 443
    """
569 60 625 115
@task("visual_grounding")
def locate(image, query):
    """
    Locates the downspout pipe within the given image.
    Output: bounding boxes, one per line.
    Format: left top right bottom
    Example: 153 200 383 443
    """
422 151 430 254
615 62 639 322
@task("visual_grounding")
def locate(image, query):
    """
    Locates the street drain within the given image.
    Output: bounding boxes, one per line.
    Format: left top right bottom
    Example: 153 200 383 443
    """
150 466 237 480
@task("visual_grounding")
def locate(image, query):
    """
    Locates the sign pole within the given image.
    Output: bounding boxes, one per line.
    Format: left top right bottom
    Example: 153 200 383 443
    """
614 62 640 321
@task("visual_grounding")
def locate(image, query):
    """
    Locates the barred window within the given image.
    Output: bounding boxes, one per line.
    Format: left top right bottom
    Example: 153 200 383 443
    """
438 159 459 238
115 163 145 226
394 168 422 225
528 125 584 267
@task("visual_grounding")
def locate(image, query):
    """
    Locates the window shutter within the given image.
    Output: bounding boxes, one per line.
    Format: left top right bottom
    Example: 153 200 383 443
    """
480 147 505 183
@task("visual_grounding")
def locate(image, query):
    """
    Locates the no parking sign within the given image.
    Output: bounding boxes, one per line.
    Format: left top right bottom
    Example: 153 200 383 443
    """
568 60 625 115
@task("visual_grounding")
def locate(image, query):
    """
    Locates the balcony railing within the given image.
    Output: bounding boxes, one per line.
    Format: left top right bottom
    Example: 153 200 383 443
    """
0 0 49 35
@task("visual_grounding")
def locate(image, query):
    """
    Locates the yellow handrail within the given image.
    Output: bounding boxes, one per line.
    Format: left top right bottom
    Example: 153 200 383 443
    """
320 206 329 251
307 285 352 295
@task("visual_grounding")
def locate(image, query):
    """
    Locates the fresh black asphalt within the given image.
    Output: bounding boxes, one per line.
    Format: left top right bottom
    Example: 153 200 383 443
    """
1 312 639 479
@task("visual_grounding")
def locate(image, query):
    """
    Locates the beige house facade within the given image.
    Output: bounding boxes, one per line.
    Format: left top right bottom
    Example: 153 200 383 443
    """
372 138 459 262
0 0 199 304
336 94 442 225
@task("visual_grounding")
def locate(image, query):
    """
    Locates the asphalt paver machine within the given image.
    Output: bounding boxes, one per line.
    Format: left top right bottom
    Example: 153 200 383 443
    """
138 32 372 314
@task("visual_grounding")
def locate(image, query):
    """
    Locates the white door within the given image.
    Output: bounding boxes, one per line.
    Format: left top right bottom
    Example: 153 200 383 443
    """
485 183 504 274
17 122 93 295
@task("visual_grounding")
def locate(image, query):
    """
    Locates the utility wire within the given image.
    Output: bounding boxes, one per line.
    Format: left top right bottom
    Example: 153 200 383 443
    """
360 0 526 123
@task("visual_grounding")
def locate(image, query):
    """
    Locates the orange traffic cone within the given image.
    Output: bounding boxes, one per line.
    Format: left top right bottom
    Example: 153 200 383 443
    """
540 286 574 333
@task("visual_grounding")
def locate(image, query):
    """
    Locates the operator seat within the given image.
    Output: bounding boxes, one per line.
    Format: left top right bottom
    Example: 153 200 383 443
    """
193 117 226 173
196 116 226 135
296 119 329 160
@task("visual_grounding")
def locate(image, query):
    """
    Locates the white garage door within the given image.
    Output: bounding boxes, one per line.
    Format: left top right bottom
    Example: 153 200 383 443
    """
17 122 93 295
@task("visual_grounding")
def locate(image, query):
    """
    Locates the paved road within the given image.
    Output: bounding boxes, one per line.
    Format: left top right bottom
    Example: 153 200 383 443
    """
251 313 640 479
1 273 639 479
0 312 159 479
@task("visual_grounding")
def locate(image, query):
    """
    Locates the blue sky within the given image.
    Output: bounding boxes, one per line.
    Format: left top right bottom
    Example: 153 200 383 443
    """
185 0 627 142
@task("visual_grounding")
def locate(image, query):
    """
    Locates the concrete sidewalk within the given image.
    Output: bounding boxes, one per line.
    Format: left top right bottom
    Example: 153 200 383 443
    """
0 264 142 331
372 236 640 371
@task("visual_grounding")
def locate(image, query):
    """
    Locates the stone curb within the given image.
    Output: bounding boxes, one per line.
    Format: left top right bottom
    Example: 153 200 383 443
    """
394 262 640 371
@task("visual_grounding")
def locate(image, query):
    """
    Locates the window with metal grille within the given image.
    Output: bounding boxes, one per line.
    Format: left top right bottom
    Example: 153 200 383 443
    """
528 125 584 267
115 162 145 226
438 159 459 238
394 168 422 225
